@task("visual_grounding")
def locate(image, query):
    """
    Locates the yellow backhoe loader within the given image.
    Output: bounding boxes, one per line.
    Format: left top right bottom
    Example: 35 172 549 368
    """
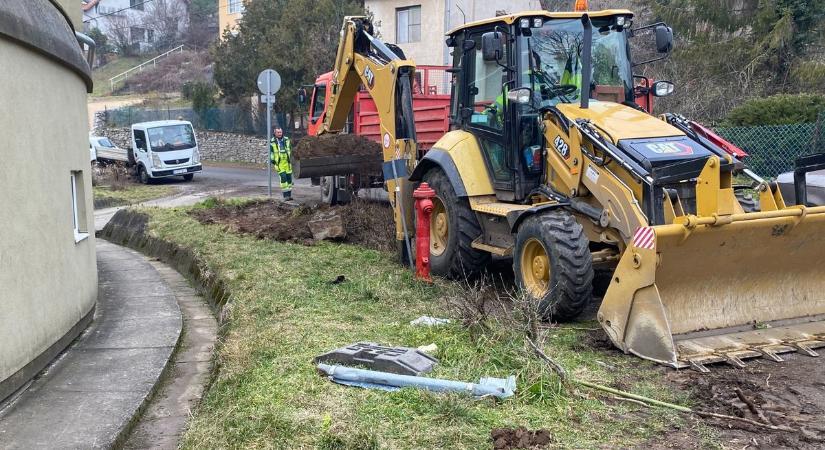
299 9 825 371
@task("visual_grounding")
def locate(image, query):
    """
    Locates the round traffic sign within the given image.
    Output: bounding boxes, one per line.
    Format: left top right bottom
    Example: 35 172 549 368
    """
257 69 281 95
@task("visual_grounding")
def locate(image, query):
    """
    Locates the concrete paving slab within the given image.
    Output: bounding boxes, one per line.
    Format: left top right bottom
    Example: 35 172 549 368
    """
0 390 147 450
84 315 182 349
0 241 183 449
28 347 172 393
98 280 173 299
95 296 181 320
98 270 170 283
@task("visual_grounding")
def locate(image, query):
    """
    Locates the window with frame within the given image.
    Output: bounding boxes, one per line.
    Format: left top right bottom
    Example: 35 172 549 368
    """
228 0 244 14
396 6 421 44
130 26 146 43
71 171 89 243
130 0 144 11
311 85 326 122
466 34 508 132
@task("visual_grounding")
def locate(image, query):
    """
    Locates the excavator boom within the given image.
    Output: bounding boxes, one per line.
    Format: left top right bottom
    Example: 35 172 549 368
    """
296 16 419 258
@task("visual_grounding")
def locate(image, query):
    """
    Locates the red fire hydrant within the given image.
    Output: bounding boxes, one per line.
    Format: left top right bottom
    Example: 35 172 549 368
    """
413 182 436 282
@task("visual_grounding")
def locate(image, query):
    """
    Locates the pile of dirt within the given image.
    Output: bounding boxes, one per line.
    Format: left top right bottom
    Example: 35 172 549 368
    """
667 353 825 448
189 199 395 252
491 427 552 449
293 134 382 159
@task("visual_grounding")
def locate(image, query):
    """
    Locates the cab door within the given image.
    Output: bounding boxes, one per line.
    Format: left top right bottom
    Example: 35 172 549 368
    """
459 28 543 202
460 27 516 201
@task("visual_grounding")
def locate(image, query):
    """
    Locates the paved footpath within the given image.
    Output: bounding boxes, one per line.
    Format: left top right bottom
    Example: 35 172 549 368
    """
0 240 182 449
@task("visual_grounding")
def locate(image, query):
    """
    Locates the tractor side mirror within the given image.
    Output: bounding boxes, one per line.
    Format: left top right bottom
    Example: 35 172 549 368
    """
481 32 504 62
652 80 675 97
506 87 533 105
655 25 673 53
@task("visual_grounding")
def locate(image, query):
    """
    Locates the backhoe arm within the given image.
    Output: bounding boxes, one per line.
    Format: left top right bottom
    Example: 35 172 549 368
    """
319 16 419 260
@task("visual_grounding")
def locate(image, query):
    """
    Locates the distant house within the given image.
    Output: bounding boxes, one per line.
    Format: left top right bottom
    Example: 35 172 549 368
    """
365 0 542 65
0 0 96 402
218 0 245 37
82 0 188 54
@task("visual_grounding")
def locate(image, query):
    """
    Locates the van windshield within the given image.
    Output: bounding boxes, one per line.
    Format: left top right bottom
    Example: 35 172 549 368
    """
147 124 196 152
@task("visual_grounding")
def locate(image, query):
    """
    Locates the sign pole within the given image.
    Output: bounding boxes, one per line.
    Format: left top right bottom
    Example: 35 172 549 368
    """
266 76 272 197
256 69 281 199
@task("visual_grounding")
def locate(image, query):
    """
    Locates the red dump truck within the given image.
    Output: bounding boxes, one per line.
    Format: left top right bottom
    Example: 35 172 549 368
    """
306 65 451 204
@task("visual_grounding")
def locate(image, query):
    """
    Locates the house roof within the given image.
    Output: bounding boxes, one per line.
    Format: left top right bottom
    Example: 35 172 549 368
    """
447 9 634 35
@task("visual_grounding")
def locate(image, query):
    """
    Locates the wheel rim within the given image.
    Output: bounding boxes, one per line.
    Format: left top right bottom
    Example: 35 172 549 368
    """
521 238 551 297
430 196 449 257
321 176 333 202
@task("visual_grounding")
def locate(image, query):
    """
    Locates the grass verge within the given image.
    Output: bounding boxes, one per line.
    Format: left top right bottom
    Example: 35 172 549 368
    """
137 202 715 449
94 184 176 208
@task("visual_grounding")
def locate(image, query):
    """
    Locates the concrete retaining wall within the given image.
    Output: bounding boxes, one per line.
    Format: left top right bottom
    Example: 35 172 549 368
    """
99 209 231 320
103 128 270 165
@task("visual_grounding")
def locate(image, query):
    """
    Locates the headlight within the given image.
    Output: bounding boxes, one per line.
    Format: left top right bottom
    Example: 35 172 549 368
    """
192 149 200 164
151 153 162 167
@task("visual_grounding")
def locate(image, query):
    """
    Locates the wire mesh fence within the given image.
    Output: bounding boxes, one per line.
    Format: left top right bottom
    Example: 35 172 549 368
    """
715 122 819 178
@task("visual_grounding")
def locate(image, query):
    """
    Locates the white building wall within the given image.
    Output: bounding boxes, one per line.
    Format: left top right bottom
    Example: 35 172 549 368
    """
366 0 541 65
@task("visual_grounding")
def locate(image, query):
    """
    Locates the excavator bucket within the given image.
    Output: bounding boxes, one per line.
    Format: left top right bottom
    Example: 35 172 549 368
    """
598 160 825 371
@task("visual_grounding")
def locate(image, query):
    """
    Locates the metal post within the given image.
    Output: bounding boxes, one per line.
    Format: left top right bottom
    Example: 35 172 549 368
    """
266 77 273 197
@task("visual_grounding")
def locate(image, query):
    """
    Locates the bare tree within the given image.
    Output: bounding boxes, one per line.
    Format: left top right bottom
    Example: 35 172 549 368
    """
104 13 140 56
145 0 187 52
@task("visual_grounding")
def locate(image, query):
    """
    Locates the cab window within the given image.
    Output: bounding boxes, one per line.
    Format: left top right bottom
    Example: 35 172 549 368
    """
310 85 326 123
465 33 508 132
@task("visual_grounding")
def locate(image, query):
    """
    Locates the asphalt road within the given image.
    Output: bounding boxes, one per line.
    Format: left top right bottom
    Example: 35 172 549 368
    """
158 163 320 203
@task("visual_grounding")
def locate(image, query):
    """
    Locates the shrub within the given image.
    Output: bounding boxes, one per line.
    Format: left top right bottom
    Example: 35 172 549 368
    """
723 94 825 127
190 81 218 121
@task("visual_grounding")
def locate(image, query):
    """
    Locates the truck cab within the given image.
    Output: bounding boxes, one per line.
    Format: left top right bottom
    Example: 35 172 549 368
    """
130 120 202 183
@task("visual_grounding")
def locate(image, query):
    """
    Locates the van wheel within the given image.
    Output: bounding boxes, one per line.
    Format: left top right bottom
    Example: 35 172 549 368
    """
422 168 489 278
514 211 594 322
138 166 151 184
182 174 194 181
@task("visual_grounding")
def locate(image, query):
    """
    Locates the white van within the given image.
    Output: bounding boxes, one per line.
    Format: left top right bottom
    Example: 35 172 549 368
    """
130 120 202 183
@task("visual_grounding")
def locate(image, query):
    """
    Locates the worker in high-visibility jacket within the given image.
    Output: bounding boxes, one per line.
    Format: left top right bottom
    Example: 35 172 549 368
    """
270 127 293 200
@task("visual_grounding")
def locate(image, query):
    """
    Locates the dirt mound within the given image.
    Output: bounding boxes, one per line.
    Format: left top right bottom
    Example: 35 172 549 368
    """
293 134 382 159
667 353 825 448
189 199 395 252
491 427 552 449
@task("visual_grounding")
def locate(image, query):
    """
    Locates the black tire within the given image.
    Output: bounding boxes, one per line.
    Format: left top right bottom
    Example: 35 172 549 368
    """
138 165 151 184
735 190 760 212
182 173 194 181
423 168 490 277
320 176 338 205
514 211 594 322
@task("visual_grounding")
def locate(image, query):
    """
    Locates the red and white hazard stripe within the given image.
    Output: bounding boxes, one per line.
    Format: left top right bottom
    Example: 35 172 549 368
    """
633 227 656 250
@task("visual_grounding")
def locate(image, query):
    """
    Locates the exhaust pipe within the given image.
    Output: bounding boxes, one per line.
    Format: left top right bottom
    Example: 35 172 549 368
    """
580 14 592 109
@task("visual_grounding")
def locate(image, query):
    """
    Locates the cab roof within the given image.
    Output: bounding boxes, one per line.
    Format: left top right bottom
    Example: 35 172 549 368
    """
447 9 634 35
131 120 192 130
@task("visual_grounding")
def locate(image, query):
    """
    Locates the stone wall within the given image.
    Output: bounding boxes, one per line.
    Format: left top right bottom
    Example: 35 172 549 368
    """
102 127 270 165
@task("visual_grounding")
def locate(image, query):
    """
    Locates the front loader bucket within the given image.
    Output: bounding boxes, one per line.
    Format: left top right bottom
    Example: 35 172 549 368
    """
598 206 825 371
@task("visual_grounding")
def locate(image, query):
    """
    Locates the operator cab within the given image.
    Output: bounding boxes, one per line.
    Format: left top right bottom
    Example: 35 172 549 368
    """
446 9 673 202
